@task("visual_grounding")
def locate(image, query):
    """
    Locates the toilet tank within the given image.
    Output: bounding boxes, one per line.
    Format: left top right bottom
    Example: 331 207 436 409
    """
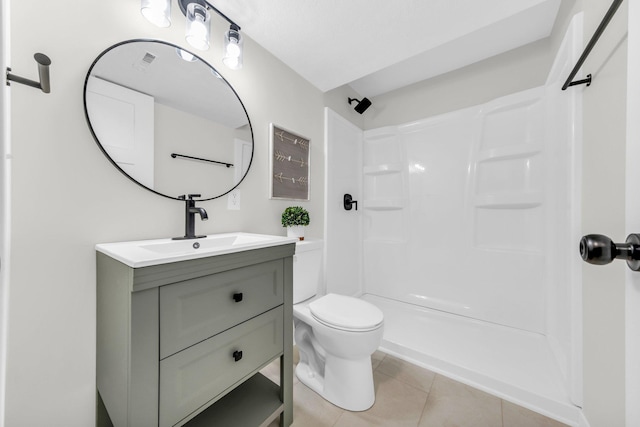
293 239 323 304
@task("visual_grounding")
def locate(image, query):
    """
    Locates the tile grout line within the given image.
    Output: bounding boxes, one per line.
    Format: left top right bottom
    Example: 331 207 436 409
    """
416 377 434 427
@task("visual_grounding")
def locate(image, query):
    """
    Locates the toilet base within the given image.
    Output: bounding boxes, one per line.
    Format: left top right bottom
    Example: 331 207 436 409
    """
296 354 375 411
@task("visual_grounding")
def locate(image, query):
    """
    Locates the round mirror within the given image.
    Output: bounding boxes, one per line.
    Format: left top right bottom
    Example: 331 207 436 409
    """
83 39 253 200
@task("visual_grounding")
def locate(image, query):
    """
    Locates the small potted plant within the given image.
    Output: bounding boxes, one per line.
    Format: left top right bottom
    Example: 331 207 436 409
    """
281 206 310 240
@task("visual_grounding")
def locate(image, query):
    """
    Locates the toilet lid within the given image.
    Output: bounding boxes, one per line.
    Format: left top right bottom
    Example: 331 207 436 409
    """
309 294 384 332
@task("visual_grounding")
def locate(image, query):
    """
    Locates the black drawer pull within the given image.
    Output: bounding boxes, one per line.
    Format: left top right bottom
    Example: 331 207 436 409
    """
233 350 243 362
232 292 243 302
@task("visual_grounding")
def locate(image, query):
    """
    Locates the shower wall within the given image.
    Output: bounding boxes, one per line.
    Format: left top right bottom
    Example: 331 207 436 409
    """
325 14 582 406
324 109 363 297
364 88 548 333
359 33 581 395
327 82 577 335
368 85 576 333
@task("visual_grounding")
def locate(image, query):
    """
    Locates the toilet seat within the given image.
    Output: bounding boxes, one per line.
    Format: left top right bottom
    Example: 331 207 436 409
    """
309 293 384 332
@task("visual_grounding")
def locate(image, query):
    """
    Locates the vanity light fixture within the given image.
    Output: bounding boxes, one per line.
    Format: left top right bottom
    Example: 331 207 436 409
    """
222 24 243 70
140 0 244 69
185 2 211 50
176 48 197 62
141 0 172 28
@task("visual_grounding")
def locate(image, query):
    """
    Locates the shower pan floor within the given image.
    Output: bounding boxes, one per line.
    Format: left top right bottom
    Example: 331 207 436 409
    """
361 294 580 426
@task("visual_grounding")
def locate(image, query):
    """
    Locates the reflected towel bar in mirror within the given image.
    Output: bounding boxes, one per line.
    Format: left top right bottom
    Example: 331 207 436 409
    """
171 152 234 168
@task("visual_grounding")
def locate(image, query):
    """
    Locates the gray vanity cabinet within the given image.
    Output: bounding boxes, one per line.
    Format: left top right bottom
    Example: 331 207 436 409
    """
97 244 294 427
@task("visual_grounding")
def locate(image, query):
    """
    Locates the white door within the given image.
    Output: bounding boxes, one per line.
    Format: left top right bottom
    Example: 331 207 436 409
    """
233 138 251 184
626 1 640 425
85 76 155 188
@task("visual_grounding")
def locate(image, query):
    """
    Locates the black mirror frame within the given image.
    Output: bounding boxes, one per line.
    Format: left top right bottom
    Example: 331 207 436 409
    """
83 38 254 201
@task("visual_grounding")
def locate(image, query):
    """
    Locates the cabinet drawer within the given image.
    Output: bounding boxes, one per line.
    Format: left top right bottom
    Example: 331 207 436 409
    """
160 259 283 358
159 306 284 427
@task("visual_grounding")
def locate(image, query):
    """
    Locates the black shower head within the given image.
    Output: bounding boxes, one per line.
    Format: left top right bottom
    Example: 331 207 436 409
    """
348 97 372 114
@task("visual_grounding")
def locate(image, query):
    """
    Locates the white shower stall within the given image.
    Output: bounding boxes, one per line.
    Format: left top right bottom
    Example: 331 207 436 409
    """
324 15 583 426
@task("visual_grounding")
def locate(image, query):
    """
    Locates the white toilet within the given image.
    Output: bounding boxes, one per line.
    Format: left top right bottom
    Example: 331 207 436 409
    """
293 240 384 411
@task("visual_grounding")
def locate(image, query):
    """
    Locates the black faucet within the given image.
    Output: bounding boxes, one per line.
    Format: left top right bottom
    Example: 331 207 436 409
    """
173 194 208 240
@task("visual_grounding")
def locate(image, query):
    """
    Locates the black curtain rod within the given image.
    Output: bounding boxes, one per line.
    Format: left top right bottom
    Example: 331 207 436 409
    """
171 153 233 168
562 0 624 90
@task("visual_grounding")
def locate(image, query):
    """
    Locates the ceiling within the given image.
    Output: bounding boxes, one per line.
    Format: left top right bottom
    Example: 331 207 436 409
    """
90 40 248 128
213 0 562 98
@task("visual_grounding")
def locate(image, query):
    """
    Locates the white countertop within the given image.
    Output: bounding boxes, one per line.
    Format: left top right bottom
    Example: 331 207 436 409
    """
96 232 298 268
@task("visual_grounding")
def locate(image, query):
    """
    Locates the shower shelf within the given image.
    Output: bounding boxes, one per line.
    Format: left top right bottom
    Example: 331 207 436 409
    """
363 199 405 211
363 163 403 175
474 192 543 209
363 238 406 244
476 143 543 162
363 126 398 142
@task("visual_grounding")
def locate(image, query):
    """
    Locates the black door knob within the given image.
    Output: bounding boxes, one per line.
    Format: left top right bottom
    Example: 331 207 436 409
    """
580 233 640 271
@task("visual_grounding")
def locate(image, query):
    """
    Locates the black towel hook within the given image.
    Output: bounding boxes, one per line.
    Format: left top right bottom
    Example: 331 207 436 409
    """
6 53 52 93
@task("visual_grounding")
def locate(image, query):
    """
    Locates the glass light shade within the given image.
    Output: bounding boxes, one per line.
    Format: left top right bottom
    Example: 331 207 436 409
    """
176 48 197 62
140 0 171 28
223 27 243 70
185 3 211 51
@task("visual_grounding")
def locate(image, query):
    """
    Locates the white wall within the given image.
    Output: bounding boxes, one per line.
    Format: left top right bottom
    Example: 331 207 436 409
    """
362 39 552 130
6 1 325 425
154 104 237 198
0 0 9 424
361 0 578 130
324 108 362 297
323 86 366 130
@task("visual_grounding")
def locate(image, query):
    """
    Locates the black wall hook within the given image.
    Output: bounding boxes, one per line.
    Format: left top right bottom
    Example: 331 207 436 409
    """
6 53 51 93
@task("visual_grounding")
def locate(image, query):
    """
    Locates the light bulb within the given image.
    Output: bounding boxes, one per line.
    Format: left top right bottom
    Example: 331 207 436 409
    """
185 3 210 51
225 41 241 58
141 0 171 28
176 48 196 62
222 56 239 69
223 26 243 70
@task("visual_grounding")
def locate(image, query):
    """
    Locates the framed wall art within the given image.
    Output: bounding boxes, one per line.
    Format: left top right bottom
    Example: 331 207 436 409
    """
270 124 310 200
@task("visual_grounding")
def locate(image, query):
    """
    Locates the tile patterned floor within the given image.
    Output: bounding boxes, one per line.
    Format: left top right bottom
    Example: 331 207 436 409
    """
265 348 569 427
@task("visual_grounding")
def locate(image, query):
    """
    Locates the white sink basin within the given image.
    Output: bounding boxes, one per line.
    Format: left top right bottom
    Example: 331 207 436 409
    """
96 232 298 267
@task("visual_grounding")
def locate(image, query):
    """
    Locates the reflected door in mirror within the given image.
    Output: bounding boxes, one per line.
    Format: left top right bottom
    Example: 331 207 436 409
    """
86 76 155 188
